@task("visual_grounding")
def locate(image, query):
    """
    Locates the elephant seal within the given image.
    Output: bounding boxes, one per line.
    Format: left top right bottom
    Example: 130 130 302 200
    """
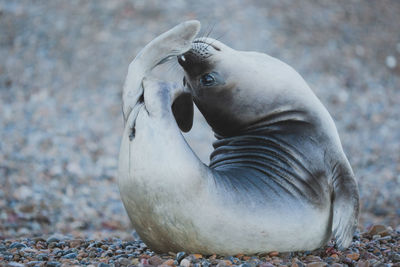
118 21 359 255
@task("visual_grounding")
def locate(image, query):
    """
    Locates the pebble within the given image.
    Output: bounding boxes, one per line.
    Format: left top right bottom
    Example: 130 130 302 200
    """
176 251 186 262
346 253 360 261
181 258 191 267
46 236 61 244
368 225 390 236
9 242 27 249
385 55 397 69
149 255 163 266
62 252 77 259
163 259 175 266
306 262 327 267
268 251 279 257
117 257 131 265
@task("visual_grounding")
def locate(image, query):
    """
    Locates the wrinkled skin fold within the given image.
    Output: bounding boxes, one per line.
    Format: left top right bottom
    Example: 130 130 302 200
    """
118 21 360 255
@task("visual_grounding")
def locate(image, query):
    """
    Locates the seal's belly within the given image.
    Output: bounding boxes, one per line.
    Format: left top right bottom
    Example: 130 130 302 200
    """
118 108 332 254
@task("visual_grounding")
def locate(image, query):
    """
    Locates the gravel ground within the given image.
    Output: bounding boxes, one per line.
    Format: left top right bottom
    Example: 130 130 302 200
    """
0 225 399 266
0 0 399 264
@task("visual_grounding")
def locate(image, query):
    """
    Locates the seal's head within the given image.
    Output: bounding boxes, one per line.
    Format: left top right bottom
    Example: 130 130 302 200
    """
177 37 315 137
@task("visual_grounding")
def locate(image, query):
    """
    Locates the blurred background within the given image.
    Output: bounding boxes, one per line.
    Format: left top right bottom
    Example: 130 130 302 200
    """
0 0 399 240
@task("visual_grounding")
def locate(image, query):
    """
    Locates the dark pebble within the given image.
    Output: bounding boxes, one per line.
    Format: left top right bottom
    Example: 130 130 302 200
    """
125 245 136 251
47 261 61 267
0 245 7 251
7 262 24 267
46 236 61 243
63 248 75 255
9 242 27 249
37 253 49 261
26 261 44 266
33 237 46 243
116 254 130 259
201 259 211 267
62 252 77 259
391 253 400 262
176 251 186 262
118 257 131 265
98 263 111 267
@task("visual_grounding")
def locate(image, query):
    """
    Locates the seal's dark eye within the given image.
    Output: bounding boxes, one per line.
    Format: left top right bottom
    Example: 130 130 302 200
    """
200 73 216 86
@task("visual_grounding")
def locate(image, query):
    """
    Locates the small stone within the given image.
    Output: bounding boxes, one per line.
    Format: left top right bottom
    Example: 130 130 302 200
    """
235 254 244 259
193 254 203 259
377 235 392 241
26 261 45 267
259 263 275 267
272 259 281 265
46 262 61 267
346 253 360 261
368 225 389 236
330 264 343 267
33 237 46 243
209 254 217 260
37 253 49 261
69 239 82 248
391 253 400 263
386 55 397 69
78 252 89 260
118 257 131 266
372 234 381 240
13 254 20 261
181 258 191 267
229 257 240 264
356 260 370 267
306 262 327 267
98 263 111 267
177 251 186 262
305 256 322 262
62 252 77 259
223 260 232 266
291 260 305 267
131 258 140 265
7 262 25 267
242 256 251 261
47 235 61 243
163 259 175 266
36 241 47 249
268 251 279 257
149 255 163 266
10 242 27 249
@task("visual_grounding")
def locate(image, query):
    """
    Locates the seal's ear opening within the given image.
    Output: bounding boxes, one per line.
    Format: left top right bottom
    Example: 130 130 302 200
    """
172 92 194 132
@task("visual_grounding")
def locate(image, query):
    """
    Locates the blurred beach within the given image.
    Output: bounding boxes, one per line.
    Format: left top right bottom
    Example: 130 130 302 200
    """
0 0 399 240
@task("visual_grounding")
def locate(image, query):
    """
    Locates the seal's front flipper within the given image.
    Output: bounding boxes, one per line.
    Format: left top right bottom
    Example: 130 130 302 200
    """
122 20 200 124
331 162 359 249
